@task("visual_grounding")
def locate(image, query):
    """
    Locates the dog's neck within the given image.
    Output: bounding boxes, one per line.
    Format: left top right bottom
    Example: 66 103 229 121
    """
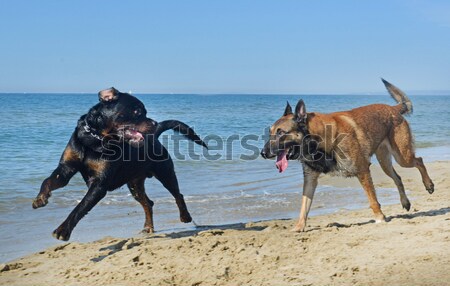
76 119 105 154
297 123 337 174
83 119 103 141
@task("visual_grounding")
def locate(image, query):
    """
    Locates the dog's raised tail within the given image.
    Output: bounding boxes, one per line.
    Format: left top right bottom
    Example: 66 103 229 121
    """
381 78 413 115
154 120 208 149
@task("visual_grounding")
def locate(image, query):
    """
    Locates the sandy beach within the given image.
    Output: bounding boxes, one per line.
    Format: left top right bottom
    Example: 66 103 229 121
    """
1 161 449 286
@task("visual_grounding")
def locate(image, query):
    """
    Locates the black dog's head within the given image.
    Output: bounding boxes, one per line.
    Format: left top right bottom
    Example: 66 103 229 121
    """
260 100 308 173
77 87 157 150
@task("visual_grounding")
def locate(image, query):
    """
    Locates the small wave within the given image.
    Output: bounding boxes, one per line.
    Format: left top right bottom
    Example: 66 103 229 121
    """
415 141 438 148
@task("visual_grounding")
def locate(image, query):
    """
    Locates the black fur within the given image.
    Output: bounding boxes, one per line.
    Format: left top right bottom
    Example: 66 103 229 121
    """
155 120 208 149
300 134 337 173
32 88 207 241
288 129 337 174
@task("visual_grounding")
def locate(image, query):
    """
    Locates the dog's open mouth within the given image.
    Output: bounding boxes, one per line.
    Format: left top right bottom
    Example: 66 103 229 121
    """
275 147 293 173
123 128 144 144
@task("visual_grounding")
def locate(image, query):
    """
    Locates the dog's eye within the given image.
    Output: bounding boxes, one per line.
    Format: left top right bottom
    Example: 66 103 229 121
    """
134 109 142 117
276 129 286 137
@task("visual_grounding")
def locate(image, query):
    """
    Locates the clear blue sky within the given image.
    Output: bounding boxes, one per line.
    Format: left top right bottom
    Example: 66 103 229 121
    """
0 0 449 94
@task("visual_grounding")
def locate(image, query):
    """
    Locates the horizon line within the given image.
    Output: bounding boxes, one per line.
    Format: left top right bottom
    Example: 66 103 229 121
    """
1 90 449 96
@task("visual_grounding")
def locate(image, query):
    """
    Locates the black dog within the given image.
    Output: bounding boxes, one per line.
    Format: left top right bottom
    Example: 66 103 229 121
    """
32 88 208 241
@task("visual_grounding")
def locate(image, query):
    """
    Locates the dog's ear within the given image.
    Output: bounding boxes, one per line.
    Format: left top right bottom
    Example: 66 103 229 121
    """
283 101 293 116
98 87 120 103
85 106 106 130
294 99 307 122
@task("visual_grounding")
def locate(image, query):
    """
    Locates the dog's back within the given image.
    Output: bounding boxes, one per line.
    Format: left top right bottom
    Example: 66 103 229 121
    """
304 102 408 170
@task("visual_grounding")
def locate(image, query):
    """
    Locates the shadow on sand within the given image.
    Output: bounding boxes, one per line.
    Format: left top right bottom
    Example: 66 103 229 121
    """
91 222 267 262
162 222 267 239
387 206 450 221
91 207 449 262
326 206 450 229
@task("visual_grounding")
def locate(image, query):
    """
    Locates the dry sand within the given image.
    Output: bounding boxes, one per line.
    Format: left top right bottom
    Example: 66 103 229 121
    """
1 161 449 286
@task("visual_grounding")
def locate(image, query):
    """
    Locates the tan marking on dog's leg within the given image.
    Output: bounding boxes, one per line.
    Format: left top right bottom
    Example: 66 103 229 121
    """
62 146 80 162
357 170 386 222
292 166 320 232
292 195 313 232
33 144 81 209
128 179 154 233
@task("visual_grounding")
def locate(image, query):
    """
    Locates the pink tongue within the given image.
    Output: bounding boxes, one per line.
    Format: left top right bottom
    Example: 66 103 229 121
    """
130 130 144 140
275 150 288 173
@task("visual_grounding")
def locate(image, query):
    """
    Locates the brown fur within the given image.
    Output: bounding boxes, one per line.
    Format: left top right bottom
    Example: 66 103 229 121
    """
85 159 107 176
261 79 434 232
62 147 81 163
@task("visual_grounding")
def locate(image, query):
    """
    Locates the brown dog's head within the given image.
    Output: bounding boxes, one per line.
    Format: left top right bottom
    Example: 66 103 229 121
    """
260 100 308 173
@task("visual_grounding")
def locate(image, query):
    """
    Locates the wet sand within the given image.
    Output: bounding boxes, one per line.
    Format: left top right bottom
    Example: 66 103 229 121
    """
1 161 449 285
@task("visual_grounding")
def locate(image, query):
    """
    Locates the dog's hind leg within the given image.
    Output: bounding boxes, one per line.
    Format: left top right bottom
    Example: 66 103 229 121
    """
357 169 386 223
389 120 434 194
33 145 81 209
292 164 320 232
376 142 411 211
153 158 192 224
127 178 155 233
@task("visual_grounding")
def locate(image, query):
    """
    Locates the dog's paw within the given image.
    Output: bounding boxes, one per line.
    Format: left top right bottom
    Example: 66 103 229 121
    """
375 214 386 224
32 195 49 209
290 225 305 233
52 226 71 241
141 226 154 234
401 198 411 211
426 182 434 194
180 213 192 223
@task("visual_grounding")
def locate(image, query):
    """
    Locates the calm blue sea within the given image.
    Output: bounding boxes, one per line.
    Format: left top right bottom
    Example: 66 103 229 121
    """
0 93 449 262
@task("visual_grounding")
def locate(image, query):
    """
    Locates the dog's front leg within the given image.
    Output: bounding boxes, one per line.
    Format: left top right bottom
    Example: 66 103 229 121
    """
292 164 320 232
33 162 79 209
52 183 107 241
33 143 82 209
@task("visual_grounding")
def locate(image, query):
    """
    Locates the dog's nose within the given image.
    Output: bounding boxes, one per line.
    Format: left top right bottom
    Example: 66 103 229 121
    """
260 150 267 159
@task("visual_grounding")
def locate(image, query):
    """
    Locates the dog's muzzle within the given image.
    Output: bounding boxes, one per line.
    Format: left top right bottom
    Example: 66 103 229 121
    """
260 149 268 159
260 143 277 159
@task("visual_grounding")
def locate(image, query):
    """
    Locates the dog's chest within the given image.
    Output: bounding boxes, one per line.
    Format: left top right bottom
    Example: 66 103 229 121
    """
328 157 358 177
302 151 358 177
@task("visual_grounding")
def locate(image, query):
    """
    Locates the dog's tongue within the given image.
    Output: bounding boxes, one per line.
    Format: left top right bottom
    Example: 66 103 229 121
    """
276 150 288 173
125 130 144 141
131 130 144 141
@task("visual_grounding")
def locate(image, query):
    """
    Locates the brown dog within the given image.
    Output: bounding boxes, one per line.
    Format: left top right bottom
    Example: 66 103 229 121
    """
261 79 434 232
